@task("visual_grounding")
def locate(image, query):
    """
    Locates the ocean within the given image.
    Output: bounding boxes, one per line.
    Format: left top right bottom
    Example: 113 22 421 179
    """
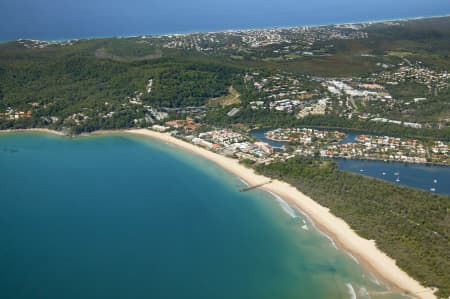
0 132 406 299
0 0 450 41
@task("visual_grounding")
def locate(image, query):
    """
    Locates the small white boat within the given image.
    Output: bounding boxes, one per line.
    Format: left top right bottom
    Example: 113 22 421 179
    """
433 179 437 183
360 169 364 172
382 172 386 176
394 172 399 176
396 177 400 182
430 188 436 192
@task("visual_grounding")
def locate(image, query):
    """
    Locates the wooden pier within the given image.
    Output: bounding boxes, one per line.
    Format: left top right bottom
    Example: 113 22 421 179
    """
240 180 272 192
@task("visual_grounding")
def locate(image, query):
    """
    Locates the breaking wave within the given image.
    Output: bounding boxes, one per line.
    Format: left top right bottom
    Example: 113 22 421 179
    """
318 230 338 249
267 191 297 218
239 178 249 186
347 252 360 264
346 283 357 299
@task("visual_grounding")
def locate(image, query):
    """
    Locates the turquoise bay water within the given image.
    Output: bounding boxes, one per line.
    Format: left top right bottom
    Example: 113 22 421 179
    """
0 133 406 299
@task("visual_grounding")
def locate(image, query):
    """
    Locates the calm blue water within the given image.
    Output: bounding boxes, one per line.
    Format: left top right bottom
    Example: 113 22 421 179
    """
251 128 362 148
337 159 450 195
0 132 405 299
251 129 285 148
339 131 360 145
251 128 450 195
0 0 449 41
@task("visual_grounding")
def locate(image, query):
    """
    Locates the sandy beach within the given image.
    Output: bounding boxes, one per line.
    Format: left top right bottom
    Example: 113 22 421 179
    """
124 129 436 299
1 128 437 299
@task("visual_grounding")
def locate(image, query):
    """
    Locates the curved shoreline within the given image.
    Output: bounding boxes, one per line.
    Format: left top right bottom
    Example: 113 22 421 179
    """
125 129 437 299
0 128 437 299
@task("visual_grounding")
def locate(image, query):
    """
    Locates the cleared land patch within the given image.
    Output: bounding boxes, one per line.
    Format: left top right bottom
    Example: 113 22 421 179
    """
95 47 162 62
208 86 241 107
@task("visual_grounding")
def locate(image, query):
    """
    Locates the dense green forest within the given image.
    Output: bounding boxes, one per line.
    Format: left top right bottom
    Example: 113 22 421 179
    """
144 65 234 107
0 42 239 131
249 158 450 298
1 17 450 137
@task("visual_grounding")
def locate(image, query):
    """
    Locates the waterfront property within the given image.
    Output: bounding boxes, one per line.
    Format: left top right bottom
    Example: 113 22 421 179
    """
250 128 450 195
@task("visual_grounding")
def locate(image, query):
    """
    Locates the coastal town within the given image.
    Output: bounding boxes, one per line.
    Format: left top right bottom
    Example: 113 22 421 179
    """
239 64 449 128
2 61 448 166
1 17 449 169
143 22 369 57
150 121 450 166
3 18 449 135
266 128 449 164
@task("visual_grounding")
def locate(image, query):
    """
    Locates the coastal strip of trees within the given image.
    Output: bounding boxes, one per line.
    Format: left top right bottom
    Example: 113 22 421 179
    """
247 158 450 298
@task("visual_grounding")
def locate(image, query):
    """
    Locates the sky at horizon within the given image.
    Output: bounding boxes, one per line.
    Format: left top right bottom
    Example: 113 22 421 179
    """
1 0 450 40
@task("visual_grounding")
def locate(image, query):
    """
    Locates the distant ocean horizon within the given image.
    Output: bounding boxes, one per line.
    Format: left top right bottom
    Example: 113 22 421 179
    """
4 14 450 43
1 0 450 42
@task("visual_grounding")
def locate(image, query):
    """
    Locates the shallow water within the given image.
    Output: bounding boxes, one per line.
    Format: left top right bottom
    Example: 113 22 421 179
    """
0 133 407 298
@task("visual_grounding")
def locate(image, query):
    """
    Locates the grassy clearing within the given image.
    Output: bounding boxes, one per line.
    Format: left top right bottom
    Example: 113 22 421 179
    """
208 86 241 107
95 48 162 62
386 50 414 57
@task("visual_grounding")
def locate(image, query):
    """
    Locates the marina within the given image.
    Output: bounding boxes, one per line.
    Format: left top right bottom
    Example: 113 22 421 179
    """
337 159 450 195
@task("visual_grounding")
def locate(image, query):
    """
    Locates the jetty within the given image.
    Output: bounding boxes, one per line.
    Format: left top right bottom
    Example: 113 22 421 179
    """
240 180 272 192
